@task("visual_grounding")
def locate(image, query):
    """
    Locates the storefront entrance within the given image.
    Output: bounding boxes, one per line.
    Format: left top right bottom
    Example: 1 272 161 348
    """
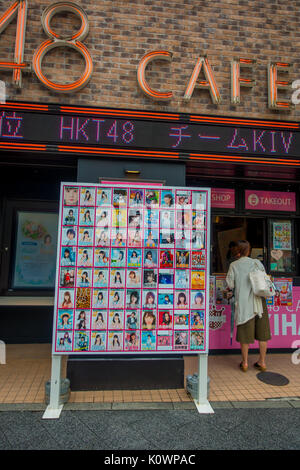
211 214 297 277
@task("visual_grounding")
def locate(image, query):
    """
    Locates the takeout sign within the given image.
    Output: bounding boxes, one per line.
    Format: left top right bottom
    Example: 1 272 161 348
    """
245 190 296 212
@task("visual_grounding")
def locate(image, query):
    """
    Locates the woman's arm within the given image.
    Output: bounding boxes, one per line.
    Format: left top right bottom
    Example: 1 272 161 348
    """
226 264 235 290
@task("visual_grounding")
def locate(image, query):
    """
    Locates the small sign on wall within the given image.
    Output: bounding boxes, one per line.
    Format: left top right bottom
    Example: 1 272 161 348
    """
245 190 296 212
211 188 235 209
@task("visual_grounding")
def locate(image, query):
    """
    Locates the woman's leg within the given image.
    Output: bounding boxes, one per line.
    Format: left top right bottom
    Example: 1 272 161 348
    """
240 343 249 367
258 341 267 368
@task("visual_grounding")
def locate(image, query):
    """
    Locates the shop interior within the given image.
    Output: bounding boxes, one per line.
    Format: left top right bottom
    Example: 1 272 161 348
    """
212 216 264 273
186 161 298 278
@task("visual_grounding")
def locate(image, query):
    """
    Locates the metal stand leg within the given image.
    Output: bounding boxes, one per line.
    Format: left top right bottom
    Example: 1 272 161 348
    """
0 340 6 364
194 353 214 414
42 355 64 419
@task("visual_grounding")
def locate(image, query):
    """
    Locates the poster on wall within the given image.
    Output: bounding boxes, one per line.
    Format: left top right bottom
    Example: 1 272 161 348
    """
273 222 292 251
51 183 211 355
12 211 58 288
273 278 293 307
215 275 228 305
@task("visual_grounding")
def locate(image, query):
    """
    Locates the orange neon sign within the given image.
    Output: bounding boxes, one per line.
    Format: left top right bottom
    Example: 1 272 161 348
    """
0 1 295 109
231 58 255 105
137 51 173 101
268 62 293 111
183 56 221 105
33 2 93 93
0 0 28 87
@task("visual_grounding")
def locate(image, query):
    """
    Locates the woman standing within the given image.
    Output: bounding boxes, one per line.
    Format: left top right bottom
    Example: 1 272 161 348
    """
226 240 271 372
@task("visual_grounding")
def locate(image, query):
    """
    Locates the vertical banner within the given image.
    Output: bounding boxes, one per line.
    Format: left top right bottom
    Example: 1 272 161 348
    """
52 183 211 354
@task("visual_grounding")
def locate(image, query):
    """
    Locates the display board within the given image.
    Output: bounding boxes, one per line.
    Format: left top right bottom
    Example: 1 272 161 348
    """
52 183 211 354
1 108 299 159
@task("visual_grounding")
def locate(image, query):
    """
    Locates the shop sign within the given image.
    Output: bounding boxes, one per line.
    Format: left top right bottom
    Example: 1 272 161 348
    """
211 188 235 209
245 190 296 212
0 1 295 110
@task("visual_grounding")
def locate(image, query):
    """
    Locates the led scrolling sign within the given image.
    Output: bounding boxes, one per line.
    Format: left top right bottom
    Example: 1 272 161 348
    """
0 109 299 159
0 0 297 111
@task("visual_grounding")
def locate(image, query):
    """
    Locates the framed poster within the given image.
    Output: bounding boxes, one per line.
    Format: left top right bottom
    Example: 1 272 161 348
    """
12 211 58 288
52 183 211 354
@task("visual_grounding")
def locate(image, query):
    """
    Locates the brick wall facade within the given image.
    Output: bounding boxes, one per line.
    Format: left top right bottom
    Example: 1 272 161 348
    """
1 0 300 120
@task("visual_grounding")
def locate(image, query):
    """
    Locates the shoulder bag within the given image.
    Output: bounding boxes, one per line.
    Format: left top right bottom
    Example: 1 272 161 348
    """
249 262 275 298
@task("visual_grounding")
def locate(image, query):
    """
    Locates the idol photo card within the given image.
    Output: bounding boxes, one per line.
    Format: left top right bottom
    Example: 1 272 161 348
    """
63 186 79 206
56 331 73 351
79 207 94 226
97 188 111 206
95 228 110 247
129 188 144 207
60 267 75 288
74 309 91 330
61 226 77 246
111 248 126 267
80 186 96 206
92 310 107 330
91 331 106 351
108 310 124 330
110 269 126 288
158 310 173 328
143 269 157 288
128 249 142 267
126 268 141 288
57 310 73 330
94 268 109 287
94 248 110 267
126 310 140 330
63 207 78 226
144 209 159 227
176 190 192 208
161 190 175 208
96 208 111 228
113 188 127 207
76 268 92 287
78 227 94 246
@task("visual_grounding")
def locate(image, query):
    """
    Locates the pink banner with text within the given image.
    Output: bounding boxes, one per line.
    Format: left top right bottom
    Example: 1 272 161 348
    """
211 188 235 209
209 286 300 350
245 190 296 212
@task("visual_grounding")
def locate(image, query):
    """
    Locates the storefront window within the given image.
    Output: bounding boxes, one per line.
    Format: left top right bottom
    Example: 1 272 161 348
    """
212 216 265 273
269 219 295 274
12 211 58 289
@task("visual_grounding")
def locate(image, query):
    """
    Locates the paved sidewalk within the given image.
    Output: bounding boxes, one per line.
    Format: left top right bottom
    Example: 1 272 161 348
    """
0 344 299 405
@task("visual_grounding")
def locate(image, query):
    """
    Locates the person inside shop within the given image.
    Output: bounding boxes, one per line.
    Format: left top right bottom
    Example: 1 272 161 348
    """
225 241 240 270
225 240 271 373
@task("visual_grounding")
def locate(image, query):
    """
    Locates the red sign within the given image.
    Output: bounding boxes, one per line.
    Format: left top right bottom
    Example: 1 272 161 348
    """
245 190 296 212
211 188 235 209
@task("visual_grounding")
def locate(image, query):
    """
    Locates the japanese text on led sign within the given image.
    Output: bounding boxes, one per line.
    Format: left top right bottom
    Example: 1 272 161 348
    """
0 110 298 158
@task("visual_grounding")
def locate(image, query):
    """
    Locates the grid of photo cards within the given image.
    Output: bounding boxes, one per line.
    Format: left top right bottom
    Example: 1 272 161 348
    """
52 183 210 354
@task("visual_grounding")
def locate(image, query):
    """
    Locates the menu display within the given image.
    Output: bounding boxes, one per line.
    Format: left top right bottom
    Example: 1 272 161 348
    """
52 183 210 354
